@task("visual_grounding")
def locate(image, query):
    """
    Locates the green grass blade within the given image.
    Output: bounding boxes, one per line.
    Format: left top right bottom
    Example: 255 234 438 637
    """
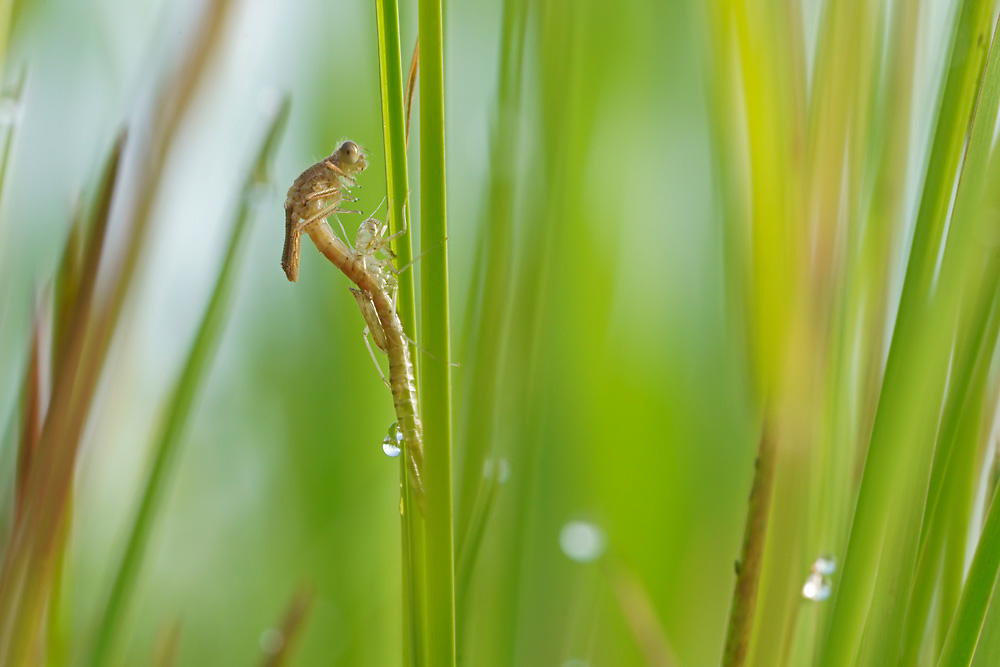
900 270 1000 664
373 2 426 664
455 0 528 588
417 0 456 662
937 484 1000 666
970 565 1000 666
89 96 289 666
866 14 1000 663
375 0 415 341
818 2 995 663
928 125 1000 664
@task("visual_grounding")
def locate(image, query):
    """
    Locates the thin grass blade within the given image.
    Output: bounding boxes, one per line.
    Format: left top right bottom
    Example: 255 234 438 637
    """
455 0 528 568
89 95 289 666
373 2 426 664
418 0 456 662
260 587 314 667
937 482 1000 665
818 3 996 662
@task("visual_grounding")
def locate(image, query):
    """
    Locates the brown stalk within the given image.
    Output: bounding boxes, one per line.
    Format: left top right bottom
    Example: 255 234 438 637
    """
151 619 182 667
608 561 677 667
0 135 122 659
0 0 236 659
260 587 315 667
14 302 45 525
721 416 778 667
52 208 84 373
405 39 419 147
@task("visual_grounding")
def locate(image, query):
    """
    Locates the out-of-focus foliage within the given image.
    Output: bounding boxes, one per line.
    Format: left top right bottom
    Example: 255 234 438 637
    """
3 0 1000 665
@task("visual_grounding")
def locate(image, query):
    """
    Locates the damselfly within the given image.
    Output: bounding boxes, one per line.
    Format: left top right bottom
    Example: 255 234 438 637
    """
283 161 423 503
282 140 367 281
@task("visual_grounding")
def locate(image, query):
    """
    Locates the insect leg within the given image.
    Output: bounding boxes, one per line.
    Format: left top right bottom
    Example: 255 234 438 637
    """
322 161 360 187
389 281 400 321
380 201 412 258
350 288 391 387
294 203 362 235
294 201 339 232
335 216 356 252
362 324 391 388
350 288 389 353
399 330 461 368
388 237 448 275
305 186 343 201
369 196 388 219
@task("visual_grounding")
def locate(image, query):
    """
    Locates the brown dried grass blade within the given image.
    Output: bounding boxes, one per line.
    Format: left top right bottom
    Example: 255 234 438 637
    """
405 38 419 147
260 587 315 667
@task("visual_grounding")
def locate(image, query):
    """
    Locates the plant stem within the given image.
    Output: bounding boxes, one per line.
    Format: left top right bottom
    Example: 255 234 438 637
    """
722 417 777 667
89 97 288 666
819 3 995 663
373 2 427 664
937 486 1000 666
418 0 456 661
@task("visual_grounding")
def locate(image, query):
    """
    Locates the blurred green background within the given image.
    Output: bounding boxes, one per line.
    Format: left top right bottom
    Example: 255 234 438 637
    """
2 0 758 663
6 0 979 665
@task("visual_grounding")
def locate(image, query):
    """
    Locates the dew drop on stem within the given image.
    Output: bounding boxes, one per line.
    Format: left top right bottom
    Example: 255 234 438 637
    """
382 421 403 457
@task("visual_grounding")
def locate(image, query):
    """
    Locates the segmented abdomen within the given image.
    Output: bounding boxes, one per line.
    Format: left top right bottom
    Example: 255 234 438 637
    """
383 308 424 496
303 223 425 502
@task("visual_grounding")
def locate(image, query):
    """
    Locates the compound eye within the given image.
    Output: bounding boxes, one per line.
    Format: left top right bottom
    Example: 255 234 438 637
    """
341 141 360 164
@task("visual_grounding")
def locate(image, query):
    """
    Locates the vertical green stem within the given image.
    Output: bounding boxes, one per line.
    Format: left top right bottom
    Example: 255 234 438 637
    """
375 0 415 339
418 0 456 663
374 2 426 664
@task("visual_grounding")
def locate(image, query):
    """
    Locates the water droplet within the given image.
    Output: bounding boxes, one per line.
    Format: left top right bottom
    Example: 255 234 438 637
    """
497 458 511 483
812 554 836 576
259 627 284 654
559 521 606 563
802 572 831 601
382 422 402 457
483 457 511 484
0 96 21 127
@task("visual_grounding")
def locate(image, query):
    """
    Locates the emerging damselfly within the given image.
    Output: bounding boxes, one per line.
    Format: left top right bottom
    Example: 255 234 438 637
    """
282 147 423 503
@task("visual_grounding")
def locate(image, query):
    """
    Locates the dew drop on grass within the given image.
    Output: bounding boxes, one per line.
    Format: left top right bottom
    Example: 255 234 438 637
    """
559 521 606 563
802 553 836 601
813 554 836 576
802 572 831 601
483 456 511 483
382 422 402 457
0 95 21 127
259 627 284 654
